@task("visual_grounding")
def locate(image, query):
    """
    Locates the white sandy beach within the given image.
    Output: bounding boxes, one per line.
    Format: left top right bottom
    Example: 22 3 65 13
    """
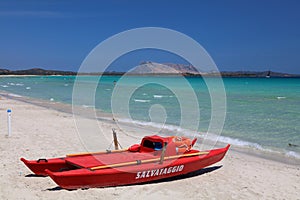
0 96 299 200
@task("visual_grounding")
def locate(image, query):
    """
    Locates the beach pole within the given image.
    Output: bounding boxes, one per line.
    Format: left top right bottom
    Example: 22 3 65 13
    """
112 129 119 150
7 109 12 137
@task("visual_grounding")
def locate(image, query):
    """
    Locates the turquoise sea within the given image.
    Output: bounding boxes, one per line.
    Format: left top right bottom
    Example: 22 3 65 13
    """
0 76 299 159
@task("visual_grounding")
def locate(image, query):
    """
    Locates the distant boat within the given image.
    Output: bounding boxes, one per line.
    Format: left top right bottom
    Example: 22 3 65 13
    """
266 71 271 78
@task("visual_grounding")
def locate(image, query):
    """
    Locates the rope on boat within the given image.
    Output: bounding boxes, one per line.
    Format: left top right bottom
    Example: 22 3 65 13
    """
107 140 123 152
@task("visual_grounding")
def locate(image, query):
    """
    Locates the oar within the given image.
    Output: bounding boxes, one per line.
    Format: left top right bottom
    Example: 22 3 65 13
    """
90 151 209 171
66 149 128 157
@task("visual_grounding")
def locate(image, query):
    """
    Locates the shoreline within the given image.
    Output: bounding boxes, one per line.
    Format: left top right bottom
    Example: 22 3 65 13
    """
1 91 299 166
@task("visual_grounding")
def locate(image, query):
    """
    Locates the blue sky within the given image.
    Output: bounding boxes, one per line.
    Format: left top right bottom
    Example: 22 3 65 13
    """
0 0 299 73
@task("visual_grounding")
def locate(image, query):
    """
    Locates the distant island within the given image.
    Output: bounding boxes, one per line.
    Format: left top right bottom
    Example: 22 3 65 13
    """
0 62 299 77
0 68 76 76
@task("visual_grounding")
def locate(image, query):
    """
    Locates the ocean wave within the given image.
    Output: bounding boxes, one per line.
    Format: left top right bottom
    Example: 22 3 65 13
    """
118 118 187 133
82 105 95 108
134 99 150 103
7 93 22 97
153 95 173 98
1 85 8 88
209 135 300 160
25 87 31 90
285 151 300 159
276 96 286 99
217 135 264 150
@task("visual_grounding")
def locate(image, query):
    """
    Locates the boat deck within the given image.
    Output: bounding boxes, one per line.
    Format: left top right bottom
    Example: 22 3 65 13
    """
65 151 159 168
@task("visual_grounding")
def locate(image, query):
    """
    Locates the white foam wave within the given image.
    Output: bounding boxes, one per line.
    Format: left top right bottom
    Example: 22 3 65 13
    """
116 118 192 135
153 95 173 98
285 151 300 159
7 93 22 97
25 87 31 90
16 83 24 86
217 135 264 150
216 136 300 160
1 85 8 88
134 99 150 103
277 96 286 99
82 105 95 108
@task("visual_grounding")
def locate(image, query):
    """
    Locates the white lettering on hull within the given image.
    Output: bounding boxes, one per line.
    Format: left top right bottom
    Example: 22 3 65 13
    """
135 165 185 179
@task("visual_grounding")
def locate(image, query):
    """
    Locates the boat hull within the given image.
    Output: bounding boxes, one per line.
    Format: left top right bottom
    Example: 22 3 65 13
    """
20 157 74 176
45 145 230 189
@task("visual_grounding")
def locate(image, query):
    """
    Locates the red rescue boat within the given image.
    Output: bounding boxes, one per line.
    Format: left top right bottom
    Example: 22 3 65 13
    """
21 135 230 189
